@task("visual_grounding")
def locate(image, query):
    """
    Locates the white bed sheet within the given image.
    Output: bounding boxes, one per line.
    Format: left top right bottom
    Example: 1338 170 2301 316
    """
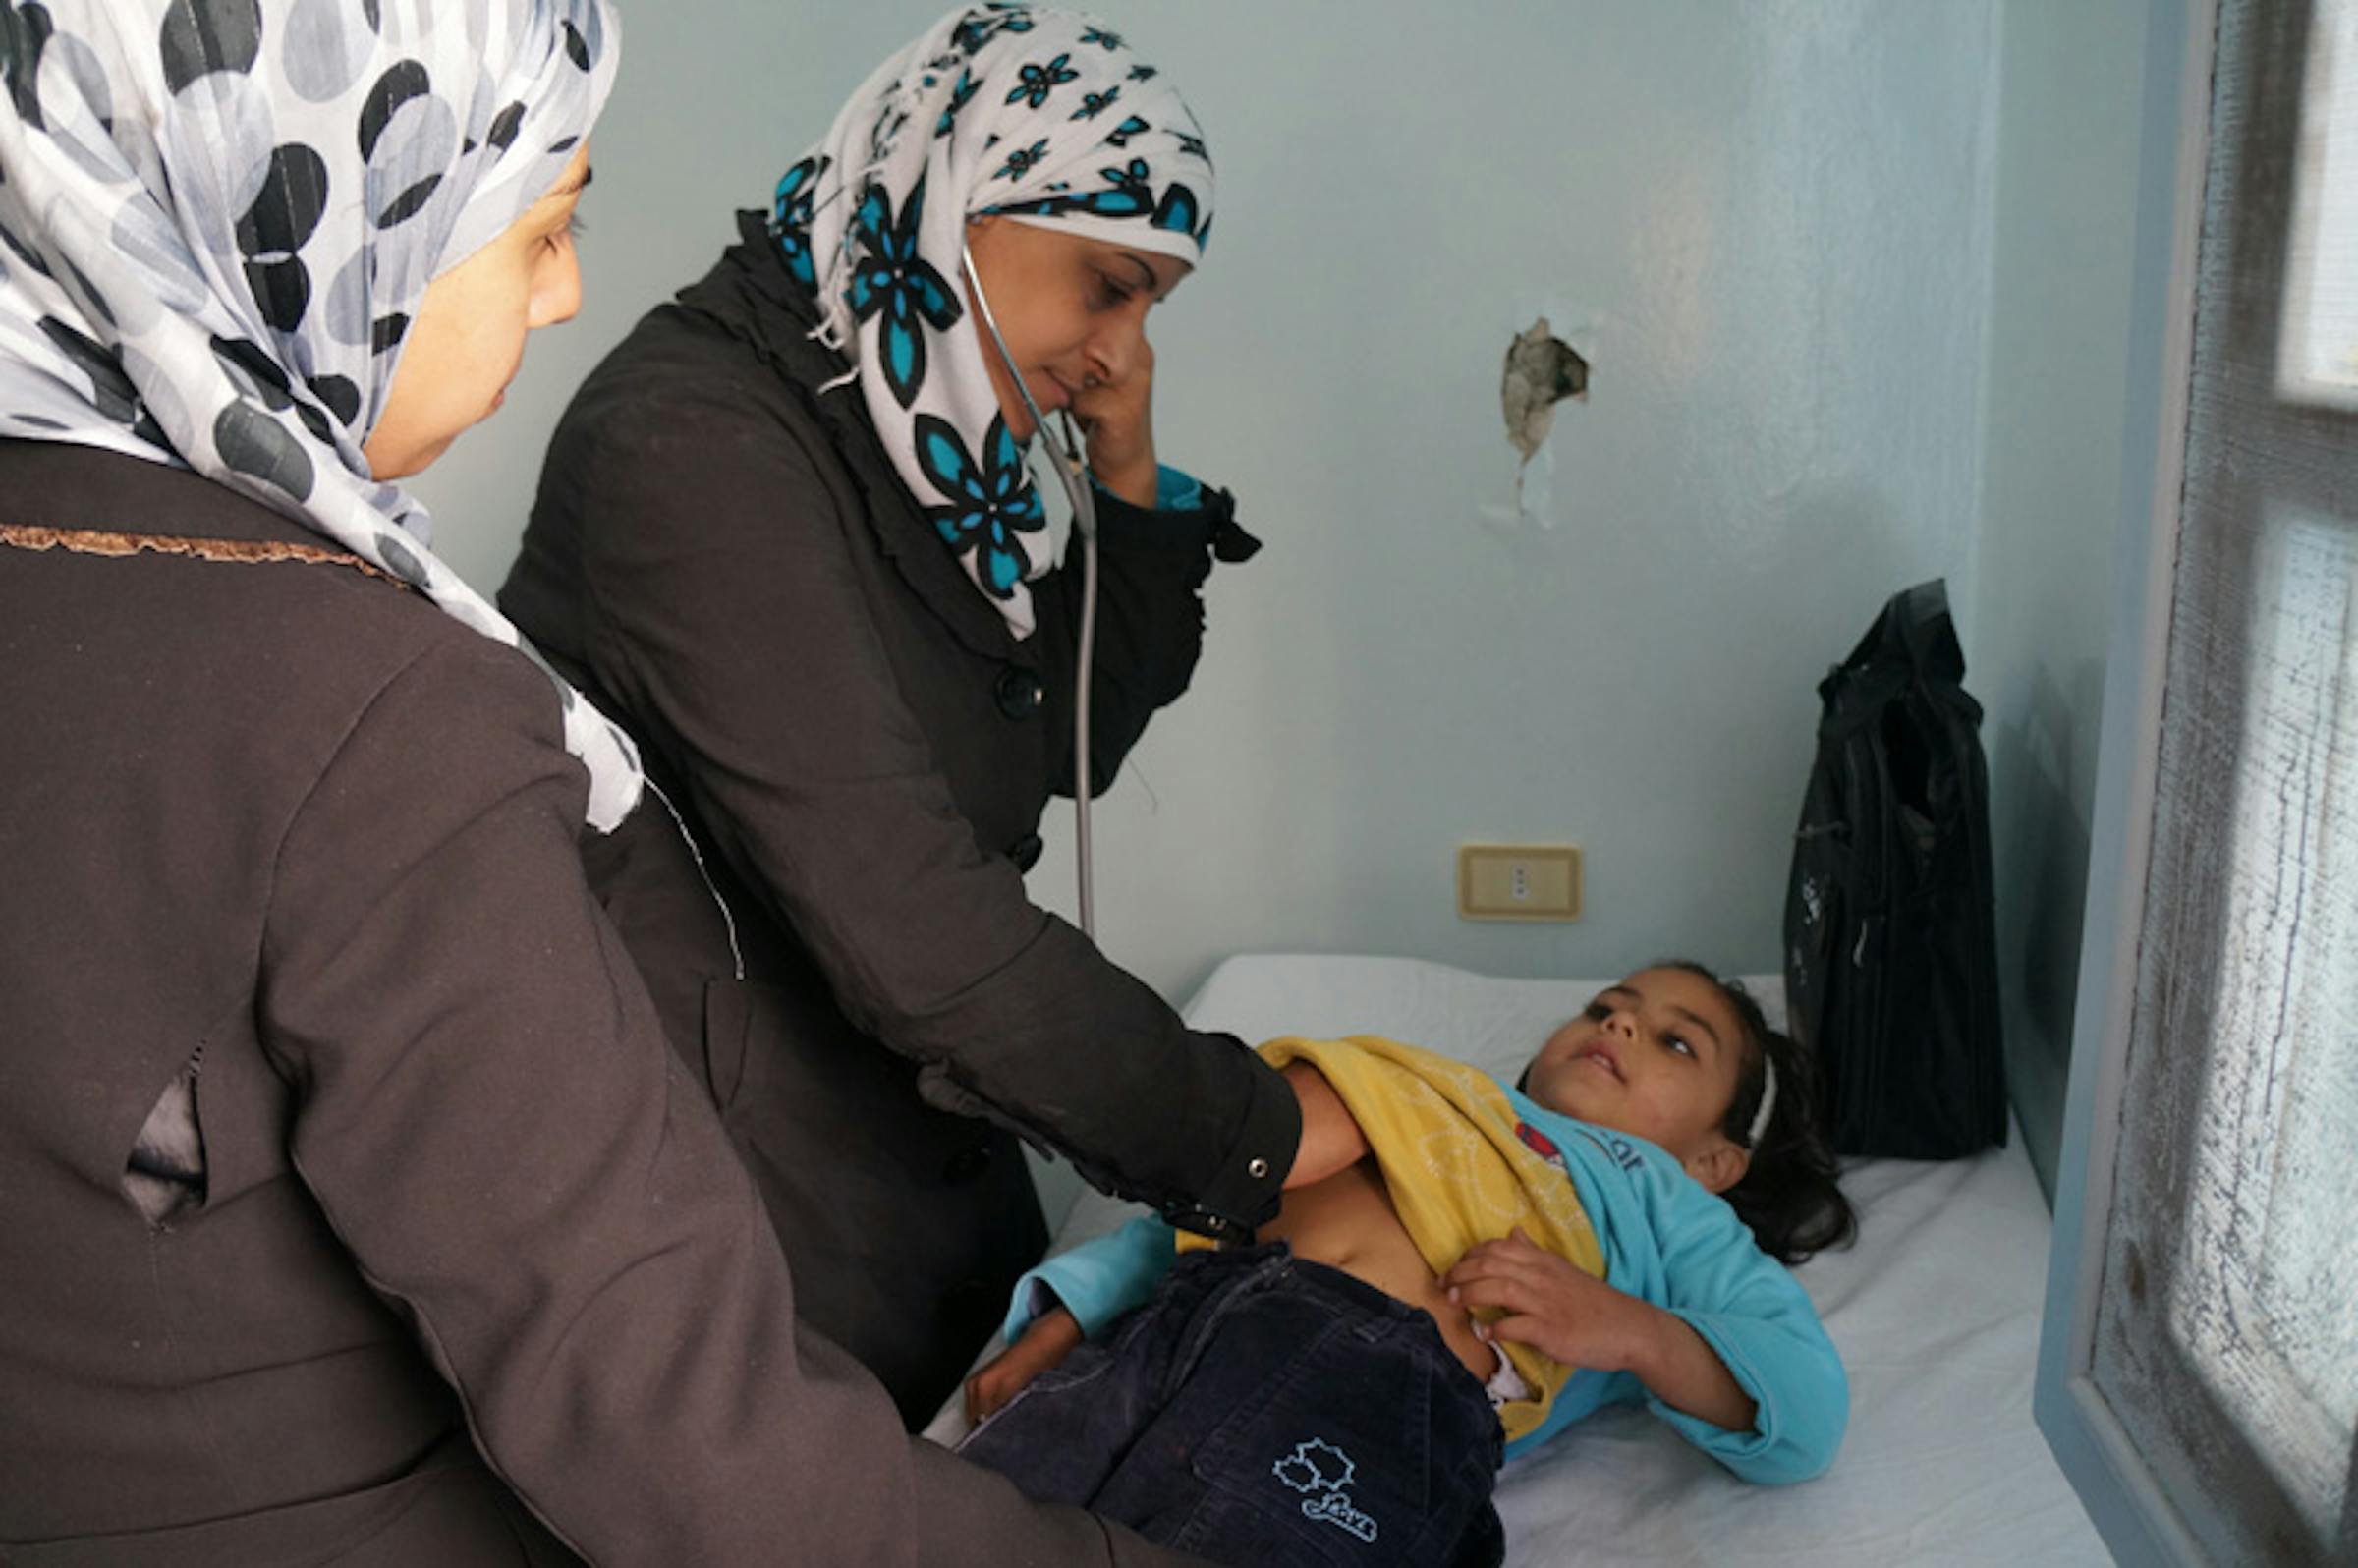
927 953 2108 1566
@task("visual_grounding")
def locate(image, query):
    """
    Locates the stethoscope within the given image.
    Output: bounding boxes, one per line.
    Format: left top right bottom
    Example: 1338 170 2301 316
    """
961 244 1101 938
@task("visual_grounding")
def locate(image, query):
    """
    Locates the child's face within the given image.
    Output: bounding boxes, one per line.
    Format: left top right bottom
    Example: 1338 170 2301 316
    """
1522 968 1752 1193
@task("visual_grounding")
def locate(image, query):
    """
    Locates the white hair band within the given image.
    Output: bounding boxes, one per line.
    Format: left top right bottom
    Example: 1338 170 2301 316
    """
1746 1057 1779 1148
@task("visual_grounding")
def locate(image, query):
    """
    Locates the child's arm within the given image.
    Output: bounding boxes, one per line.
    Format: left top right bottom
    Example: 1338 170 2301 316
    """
1000 1212 1179 1344
965 1063 1367 1425
965 1211 1179 1426
1635 1185 1846 1484
1281 1059 1370 1186
1564 1157 1847 1484
1447 1158 1847 1485
966 1305 1083 1423
1445 1228 1757 1432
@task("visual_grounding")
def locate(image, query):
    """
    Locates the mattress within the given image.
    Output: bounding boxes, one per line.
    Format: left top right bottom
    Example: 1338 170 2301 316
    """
926 953 2107 1565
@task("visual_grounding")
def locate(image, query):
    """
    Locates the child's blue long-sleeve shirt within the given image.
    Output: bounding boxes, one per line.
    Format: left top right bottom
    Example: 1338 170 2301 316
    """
1002 1084 1846 1484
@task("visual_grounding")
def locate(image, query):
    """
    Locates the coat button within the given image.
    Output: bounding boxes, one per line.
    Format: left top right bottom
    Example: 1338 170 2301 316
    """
1248 1157 1270 1179
994 665 1044 720
944 1144 995 1184
1008 833 1043 872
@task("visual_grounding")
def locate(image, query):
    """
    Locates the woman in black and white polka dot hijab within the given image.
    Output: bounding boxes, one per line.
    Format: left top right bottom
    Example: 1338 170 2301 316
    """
0 0 641 828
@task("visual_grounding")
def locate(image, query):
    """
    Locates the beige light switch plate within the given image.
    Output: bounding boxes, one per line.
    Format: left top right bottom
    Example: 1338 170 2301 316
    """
1457 844 1583 922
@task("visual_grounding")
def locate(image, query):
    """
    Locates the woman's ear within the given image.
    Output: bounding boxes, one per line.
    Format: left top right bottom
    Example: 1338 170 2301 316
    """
1684 1138 1752 1196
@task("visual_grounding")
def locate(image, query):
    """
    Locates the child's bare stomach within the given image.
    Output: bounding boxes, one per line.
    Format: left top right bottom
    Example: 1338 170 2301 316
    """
1257 1158 1497 1381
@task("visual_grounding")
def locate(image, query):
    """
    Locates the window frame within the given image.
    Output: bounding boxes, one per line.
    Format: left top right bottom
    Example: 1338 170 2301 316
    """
2038 0 2358 1561
2033 0 2209 1559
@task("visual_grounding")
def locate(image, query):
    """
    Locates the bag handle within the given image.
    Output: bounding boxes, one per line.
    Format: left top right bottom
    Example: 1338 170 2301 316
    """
1843 577 1966 684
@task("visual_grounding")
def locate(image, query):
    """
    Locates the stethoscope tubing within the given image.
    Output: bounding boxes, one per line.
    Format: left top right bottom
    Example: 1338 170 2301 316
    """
961 245 1099 938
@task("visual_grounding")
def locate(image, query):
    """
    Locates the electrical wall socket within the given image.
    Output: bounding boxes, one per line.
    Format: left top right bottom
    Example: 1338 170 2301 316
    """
1457 844 1583 922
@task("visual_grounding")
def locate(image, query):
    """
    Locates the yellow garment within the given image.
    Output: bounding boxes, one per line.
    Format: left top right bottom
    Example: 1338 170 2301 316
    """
1183 1036 1603 1441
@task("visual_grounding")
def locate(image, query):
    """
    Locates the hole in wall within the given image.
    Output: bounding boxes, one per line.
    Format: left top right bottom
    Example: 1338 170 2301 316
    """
1501 316 1589 465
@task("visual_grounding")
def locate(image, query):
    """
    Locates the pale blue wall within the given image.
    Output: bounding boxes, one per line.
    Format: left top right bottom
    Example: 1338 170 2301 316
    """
1968 0 2150 1199
410 6 2140 1176
1017 0 2007 1002
1064 0 2006 1004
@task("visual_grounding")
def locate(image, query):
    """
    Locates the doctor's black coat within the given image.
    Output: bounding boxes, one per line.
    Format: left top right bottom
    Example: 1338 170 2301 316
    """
498 214 1298 1423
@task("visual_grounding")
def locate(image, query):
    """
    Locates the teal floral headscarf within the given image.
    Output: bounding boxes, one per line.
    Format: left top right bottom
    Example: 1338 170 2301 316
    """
772 3 1214 639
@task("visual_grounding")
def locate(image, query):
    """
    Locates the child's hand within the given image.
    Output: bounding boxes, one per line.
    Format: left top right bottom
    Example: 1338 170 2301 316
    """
1444 1228 1654 1372
1447 1229 1759 1432
964 1305 1084 1425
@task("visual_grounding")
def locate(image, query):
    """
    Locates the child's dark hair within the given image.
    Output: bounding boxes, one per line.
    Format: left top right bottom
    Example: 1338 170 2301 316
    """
1663 961 1857 1264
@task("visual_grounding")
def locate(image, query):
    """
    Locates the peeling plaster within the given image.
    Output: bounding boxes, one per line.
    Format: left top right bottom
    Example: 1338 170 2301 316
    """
1488 309 1595 527
1503 315 1590 464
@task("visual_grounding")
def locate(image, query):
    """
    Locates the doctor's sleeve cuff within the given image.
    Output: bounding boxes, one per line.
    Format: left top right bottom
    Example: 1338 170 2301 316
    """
1002 1214 1179 1343
1091 475 1262 565
1154 464 1203 513
1156 1032 1297 1242
1089 464 1204 514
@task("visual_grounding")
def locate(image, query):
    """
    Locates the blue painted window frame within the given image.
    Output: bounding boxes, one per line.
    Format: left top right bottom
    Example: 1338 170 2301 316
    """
2034 3 2358 1563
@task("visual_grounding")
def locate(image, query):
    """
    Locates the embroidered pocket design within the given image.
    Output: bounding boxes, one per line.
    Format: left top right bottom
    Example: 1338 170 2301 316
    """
1271 1437 1378 1544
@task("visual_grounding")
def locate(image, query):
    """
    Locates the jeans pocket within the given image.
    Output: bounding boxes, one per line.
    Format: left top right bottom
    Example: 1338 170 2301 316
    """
1169 1311 1461 1565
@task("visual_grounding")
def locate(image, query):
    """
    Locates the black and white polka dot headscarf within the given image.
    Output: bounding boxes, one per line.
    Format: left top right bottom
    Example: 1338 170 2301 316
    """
0 0 642 830
772 4 1214 639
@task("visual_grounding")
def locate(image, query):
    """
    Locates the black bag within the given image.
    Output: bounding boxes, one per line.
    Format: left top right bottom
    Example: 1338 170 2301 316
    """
1783 579 2005 1159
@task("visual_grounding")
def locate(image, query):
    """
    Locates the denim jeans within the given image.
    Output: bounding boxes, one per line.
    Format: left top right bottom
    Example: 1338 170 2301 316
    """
958 1243 1505 1567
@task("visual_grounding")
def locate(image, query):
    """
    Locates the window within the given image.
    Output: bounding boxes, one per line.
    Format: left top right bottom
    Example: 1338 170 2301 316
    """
2281 0 2358 404
2042 2 2358 1563
2145 510 2358 1542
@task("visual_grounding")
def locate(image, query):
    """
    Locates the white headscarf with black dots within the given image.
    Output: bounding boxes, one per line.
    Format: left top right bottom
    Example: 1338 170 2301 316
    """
0 0 642 831
771 4 1214 639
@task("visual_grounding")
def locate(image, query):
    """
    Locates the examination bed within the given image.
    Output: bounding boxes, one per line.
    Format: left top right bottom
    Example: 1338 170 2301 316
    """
925 952 2106 1565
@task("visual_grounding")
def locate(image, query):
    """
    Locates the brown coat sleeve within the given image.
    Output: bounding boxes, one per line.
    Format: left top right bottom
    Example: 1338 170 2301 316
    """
551 365 1295 1235
254 632 1201 1566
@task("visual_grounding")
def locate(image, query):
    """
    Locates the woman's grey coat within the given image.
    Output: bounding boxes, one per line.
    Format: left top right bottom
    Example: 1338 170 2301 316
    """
0 438 1206 1566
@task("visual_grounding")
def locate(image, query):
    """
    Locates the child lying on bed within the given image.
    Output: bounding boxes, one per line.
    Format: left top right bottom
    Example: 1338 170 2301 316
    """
956 963 1858 1567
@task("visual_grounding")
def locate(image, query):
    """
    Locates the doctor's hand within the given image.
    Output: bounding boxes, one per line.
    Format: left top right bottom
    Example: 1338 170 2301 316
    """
1072 337 1156 509
964 1304 1084 1425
